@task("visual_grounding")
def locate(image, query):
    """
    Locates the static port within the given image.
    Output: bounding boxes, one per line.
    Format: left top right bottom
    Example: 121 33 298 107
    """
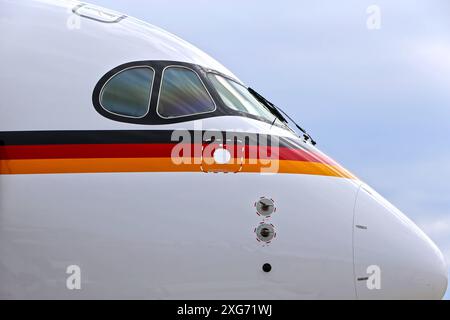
262 263 272 272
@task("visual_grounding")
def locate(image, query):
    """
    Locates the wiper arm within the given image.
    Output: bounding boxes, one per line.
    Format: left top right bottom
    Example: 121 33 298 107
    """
276 106 317 146
248 87 317 146
248 88 288 124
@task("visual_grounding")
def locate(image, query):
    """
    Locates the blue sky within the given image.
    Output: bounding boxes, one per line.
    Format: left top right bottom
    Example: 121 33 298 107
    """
90 0 450 299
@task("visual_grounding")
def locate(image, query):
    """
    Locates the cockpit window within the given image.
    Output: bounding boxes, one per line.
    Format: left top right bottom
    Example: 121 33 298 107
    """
157 66 215 118
207 73 275 122
100 67 154 118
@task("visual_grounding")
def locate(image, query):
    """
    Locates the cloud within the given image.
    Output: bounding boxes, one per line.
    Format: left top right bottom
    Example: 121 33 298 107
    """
419 218 450 241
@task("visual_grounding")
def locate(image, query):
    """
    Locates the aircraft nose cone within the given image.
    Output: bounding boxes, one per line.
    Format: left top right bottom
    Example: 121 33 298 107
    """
427 245 448 299
354 184 448 299
408 229 448 299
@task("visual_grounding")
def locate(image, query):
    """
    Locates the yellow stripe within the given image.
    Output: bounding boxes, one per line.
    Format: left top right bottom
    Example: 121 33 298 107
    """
0 158 356 179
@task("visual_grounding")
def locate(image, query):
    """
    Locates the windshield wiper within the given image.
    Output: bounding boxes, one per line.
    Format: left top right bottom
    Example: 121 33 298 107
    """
276 106 316 145
248 88 288 123
248 87 317 145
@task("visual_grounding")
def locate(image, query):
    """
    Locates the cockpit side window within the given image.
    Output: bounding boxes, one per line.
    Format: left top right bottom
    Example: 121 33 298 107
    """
157 66 216 119
100 66 154 118
207 73 275 122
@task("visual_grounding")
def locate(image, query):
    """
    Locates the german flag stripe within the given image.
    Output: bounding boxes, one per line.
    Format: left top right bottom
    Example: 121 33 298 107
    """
0 158 355 178
0 130 356 179
0 144 337 165
0 130 272 145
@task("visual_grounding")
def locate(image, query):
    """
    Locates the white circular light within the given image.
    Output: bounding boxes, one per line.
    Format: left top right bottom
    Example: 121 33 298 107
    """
213 148 231 164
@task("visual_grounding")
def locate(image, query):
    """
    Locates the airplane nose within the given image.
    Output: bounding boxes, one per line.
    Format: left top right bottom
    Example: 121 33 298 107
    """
354 184 448 299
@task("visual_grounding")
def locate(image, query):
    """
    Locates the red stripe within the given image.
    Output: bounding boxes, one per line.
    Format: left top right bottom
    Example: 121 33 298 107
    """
0 144 337 165
0 144 181 159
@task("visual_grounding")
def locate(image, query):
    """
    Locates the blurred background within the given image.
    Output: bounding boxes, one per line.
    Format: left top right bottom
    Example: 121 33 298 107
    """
90 0 450 299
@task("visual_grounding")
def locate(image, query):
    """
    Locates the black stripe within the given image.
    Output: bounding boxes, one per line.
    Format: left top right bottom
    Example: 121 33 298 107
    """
0 130 175 145
0 131 305 150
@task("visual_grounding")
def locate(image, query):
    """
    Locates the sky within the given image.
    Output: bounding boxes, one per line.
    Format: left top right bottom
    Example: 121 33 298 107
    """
89 0 450 299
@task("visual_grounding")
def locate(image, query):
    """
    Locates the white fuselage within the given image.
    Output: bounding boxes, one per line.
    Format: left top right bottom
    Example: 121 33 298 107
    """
0 0 447 299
